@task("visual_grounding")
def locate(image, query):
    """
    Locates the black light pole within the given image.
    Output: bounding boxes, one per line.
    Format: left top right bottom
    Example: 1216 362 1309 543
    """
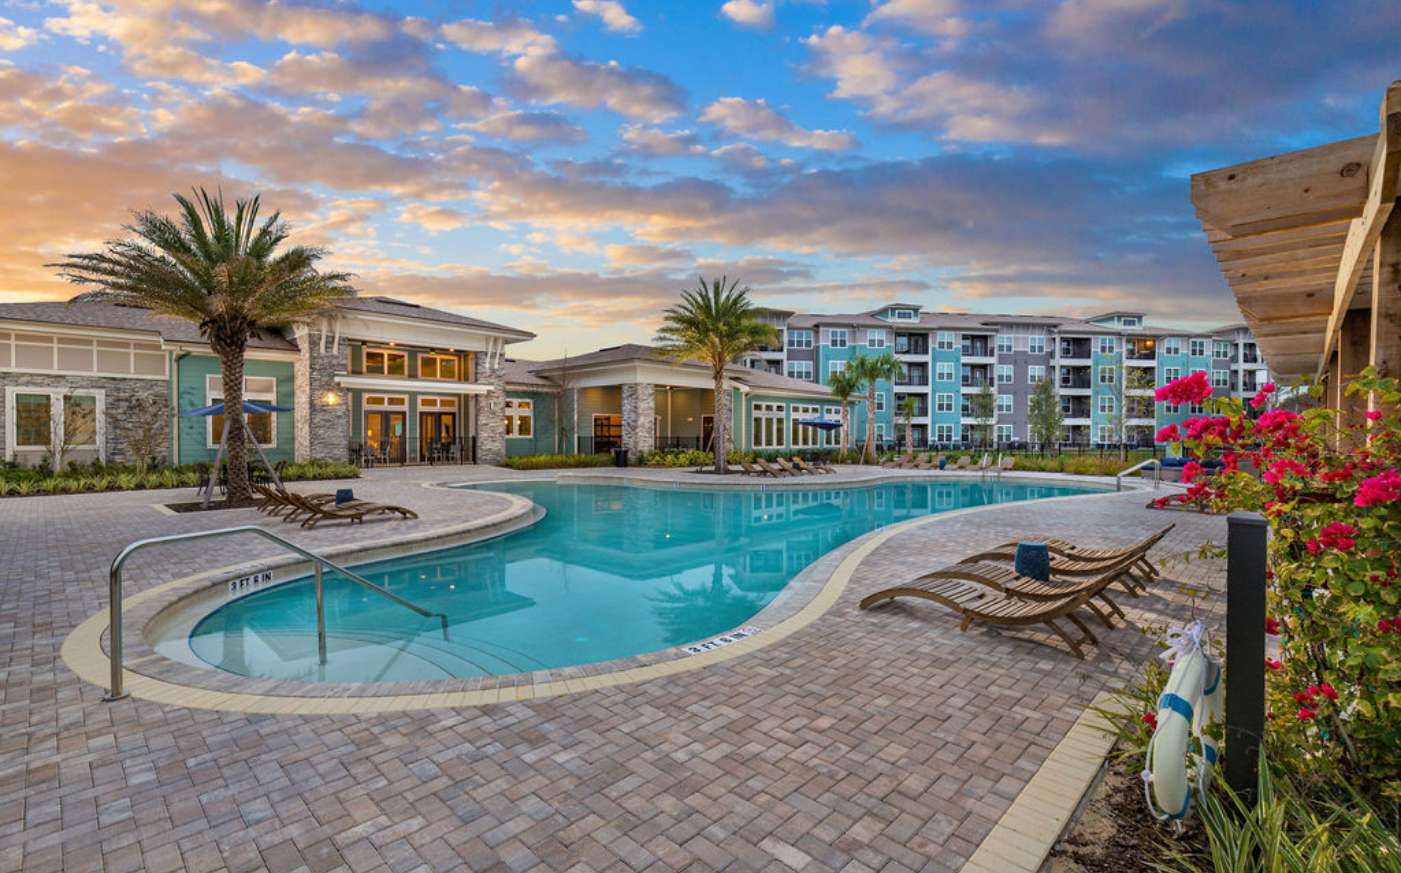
1225 511 1269 802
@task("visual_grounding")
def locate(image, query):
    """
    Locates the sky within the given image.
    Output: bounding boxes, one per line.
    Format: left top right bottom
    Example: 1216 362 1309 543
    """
0 1 1397 359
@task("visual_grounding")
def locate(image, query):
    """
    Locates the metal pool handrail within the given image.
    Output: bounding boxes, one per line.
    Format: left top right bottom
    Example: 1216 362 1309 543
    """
104 525 448 701
1116 458 1162 492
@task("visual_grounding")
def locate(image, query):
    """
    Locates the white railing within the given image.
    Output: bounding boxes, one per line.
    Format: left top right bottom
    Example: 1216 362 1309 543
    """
1116 458 1162 492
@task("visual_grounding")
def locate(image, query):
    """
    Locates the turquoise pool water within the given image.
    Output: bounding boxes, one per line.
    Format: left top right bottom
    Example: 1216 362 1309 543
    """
184 479 1100 682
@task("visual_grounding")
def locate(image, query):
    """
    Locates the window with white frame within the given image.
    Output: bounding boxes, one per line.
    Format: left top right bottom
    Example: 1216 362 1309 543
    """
362 347 408 376
874 391 886 413
1098 366 1116 385
1188 402 1205 415
1097 424 1115 443
935 393 954 413
1097 395 1116 415
828 360 846 376
934 423 954 443
752 402 785 449
1028 335 1047 355
996 334 1014 354
1214 341 1232 359
0 331 165 378
787 329 813 349
935 331 955 350
1163 366 1181 383
504 398 533 438
207 375 276 448
419 353 459 380
1098 337 1117 355
935 361 955 382
790 404 820 448
1162 338 1182 355
866 329 887 348
1027 365 1046 384
823 405 842 446
996 364 1013 384
1121 316 1140 328
1211 369 1229 388
995 424 1013 443
786 360 813 382
828 328 848 348
1163 402 1179 414
1189 339 1207 357
995 394 1013 415
874 423 886 442
892 308 916 321
4 387 103 462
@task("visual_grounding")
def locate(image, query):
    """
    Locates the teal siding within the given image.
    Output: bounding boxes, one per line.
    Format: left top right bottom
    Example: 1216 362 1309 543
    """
1091 345 1118 441
176 355 296 464
505 390 559 456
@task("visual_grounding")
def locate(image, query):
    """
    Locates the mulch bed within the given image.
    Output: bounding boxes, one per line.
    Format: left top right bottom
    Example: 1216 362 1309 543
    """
1048 756 1205 872
164 498 260 513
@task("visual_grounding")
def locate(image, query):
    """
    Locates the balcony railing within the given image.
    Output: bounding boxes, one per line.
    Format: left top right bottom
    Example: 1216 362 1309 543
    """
961 377 992 388
350 436 476 466
896 376 930 387
895 337 929 355
1059 376 1092 389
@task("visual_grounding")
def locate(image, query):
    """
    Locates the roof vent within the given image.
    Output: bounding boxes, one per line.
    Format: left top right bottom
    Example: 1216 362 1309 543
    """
373 296 422 308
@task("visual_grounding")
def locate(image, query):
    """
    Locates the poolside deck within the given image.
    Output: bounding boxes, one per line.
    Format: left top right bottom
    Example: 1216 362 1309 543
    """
0 465 1225 873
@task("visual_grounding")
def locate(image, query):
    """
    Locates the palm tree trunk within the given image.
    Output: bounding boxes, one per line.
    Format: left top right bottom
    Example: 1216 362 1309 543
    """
840 402 850 455
864 387 876 464
713 370 728 474
216 342 252 502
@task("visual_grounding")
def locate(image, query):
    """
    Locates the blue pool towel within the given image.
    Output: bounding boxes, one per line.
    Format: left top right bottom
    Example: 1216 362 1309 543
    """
335 488 354 505
938 457 947 470
1015 542 1051 581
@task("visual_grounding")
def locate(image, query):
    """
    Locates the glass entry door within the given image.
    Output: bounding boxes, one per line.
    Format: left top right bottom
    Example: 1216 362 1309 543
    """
365 411 406 463
420 411 457 460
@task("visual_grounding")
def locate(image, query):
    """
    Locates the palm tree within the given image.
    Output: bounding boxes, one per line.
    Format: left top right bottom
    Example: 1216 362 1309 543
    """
50 189 354 501
849 352 901 463
655 276 779 474
826 369 861 457
898 394 917 451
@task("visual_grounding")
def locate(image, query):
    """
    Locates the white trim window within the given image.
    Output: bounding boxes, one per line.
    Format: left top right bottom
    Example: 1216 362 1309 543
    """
752 402 785 449
1097 395 1116 415
995 334 1014 354
1098 366 1116 385
504 398 533 438
207 375 277 448
790 403 820 449
363 347 408 376
874 391 886 413
4 386 104 463
1163 402 1179 414
935 361 955 382
892 308 916 321
828 360 846 376
1097 337 1117 355
827 328 848 348
1211 369 1230 388
1097 424 1116 444
995 364 1013 384
1028 335 1047 355
1162 338 1182 356
786 360 814 382
1121 316 1140 328
1189 339 1207 357
995 424 1013 444
419 352 459 380
1163 366 1182 384
935 393 954 413
934 423 954 443
0 331 166 379
995 394 1013 415
822 405 842 447
1213 341 1232 360
935 331 955 351
874 423 887 442
787 328 813 349
866 328 887 348
1027 365 1046 384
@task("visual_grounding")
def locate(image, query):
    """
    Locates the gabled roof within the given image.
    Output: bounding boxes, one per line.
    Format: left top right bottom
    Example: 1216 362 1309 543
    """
501 358 557 389
338 296 534 339
0 300 298 350
528 344 831 397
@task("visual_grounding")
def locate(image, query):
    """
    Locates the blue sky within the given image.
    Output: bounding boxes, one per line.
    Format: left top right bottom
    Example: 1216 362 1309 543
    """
0 0 1396 357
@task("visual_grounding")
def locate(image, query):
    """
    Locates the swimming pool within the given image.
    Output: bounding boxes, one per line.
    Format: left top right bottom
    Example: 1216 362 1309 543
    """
179 479 1101 683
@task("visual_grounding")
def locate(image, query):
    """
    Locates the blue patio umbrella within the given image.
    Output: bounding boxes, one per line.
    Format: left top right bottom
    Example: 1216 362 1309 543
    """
178 400 291 417
796 418 842 431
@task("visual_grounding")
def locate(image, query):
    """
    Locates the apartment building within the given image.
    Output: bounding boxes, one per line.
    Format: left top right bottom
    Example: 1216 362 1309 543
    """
743 304 1270 449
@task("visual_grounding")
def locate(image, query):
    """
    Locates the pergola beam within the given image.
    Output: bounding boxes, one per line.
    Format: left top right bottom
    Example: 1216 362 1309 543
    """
1318 82 1401 377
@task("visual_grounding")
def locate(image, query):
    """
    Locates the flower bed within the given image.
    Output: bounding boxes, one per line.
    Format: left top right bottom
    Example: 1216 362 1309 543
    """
0 460 358 497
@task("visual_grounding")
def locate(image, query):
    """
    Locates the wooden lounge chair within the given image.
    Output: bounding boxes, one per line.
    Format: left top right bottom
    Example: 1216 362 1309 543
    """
881 452 915 469
912 454 940 470
253 484 336 520
280 491 419 528
976 524 1175 592
791 457 833 474
742 460 778 477
953 455 972 470
858 559 1135 658
757 459 791 477
774 457 810 476
999 456 1016 471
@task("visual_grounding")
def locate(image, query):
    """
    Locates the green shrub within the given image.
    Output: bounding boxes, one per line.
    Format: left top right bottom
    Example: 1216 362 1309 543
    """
281 461 358 481
500 453 613 470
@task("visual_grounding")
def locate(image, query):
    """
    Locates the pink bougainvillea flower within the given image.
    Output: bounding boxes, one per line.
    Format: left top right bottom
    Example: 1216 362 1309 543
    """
1294 691 1314 704
1265 617 1281 635
1142 712 1158 731
1261 382 1276 394
1266 658 1283 671
1154 423 1180 444
1154 371 1213 405
1319 683 1339 701
1318 522 1358 552
1355 469 1401 508
1182 461 1204 482
1365 410 1382 422
1379 618 1394 633
1297 706 1317 721
1305 538 1321 556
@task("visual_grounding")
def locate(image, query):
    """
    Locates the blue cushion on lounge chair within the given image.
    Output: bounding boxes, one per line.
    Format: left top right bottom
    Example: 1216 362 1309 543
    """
1015 542 1051 581
938 457 947 470
335 488 354 505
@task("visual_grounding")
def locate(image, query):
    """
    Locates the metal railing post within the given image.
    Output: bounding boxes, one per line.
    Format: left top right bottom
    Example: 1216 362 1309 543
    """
315 563 327 666
1225 511 1268 802
105 563 129 701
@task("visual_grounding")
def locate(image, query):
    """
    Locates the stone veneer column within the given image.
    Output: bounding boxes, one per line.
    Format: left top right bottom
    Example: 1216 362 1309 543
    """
294 325 350 462
621 383 656 461
475 358 507 464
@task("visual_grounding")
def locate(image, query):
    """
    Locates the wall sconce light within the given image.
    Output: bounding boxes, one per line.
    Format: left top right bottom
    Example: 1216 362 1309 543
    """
322 391 340 406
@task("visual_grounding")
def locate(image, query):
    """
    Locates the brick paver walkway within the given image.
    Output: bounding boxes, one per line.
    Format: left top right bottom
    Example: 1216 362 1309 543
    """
0 466 1225 872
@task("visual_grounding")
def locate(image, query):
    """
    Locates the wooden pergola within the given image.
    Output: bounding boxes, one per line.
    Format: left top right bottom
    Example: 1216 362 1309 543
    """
1190 80 1400 423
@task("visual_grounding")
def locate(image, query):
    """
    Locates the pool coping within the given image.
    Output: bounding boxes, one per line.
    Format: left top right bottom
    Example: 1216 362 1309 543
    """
61 476 1140 713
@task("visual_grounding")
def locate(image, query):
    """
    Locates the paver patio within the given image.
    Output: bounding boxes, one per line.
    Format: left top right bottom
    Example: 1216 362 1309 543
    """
0 466 1226 872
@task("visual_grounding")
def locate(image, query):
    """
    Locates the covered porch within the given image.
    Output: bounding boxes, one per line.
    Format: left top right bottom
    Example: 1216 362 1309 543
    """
572 384 721 455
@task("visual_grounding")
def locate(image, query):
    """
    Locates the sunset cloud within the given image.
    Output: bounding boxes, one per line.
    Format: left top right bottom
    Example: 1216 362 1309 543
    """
573 0 641 34
701 97 857 151
720 0 774 30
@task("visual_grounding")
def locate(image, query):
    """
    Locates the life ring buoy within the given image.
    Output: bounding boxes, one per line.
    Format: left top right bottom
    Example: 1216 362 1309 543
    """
1142 620 1221 825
